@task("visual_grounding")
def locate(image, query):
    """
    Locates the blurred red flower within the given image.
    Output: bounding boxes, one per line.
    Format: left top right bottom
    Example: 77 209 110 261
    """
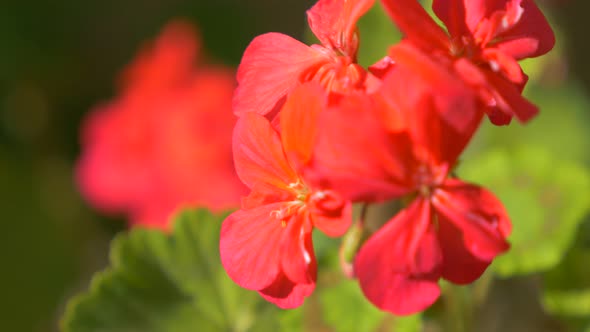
76 21 246 228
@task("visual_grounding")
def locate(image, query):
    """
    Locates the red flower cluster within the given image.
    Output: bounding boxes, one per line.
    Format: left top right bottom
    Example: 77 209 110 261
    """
76 21 246 228
221 0 554 315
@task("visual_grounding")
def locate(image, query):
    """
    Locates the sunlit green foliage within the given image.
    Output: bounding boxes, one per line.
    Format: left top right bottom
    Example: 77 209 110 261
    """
460 146 590 277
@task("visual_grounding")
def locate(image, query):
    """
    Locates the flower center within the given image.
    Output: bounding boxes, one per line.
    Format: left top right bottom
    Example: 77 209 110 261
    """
303 46 367 94
270 180 311 227
413 164 448 198
449 1 524 69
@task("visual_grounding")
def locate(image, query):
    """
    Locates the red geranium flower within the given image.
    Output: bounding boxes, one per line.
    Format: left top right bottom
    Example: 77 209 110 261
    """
233 0 380 117
381 0 555 125
313 66 511 314
76 21 246 228
220 84 352 308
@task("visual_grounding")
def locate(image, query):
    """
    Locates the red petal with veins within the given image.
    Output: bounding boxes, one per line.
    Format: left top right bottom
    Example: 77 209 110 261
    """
437 213 492 284
481 48 525 84
433 0 508 38
482 67 538 123
452 57 537 124
281 214 316 284
378 60 481 165
280 83 326 166
314 93 414 202
380 0 449 51
259 271 316 309
433 0 554 59
220 203 286 290
309 190 352 237
355 199 442 315
233 33 327 117
307 0 374 56
368 56 396 80
432 179 511 261
489 0 555 59
432 0 470 38
233 113 298 191
387 42 481 134
240 182 292 210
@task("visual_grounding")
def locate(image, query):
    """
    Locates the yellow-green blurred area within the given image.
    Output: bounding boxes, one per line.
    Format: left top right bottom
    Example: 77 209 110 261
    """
1 0 590 331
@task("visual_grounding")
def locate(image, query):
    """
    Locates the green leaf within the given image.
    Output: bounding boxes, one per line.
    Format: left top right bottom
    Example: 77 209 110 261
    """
464 83 590 165
319 279 422 332
356 2 401 68
542 224 590 318
61 209 282 332
543 289 590 317
459 146 590 277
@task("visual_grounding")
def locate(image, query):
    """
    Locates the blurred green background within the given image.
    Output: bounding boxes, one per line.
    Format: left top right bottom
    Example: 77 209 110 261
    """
0 0 589 331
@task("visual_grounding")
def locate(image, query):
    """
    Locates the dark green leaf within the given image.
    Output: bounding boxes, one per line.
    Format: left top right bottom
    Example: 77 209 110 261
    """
542 221 590 319
61 209 282 332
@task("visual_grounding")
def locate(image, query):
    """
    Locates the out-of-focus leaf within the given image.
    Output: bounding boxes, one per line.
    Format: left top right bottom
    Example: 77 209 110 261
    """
459 146 590 277
319 279 422 332
277 306 304 332
543 289 590 317
465 83 590 165
60 209 283 332
542 223 590 318
356 2 401 67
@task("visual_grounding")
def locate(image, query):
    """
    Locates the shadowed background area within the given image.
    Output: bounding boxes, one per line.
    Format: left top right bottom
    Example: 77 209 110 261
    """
0 0 588 331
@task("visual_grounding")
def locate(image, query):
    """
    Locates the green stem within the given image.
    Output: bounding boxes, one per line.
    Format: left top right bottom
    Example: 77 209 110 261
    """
338 204 369 277
442 283 473 332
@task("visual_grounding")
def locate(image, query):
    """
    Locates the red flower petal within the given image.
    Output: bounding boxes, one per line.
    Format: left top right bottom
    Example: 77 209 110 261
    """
309 190 352 237
490 0 555 59
433 0 554 59
380 0 449 51
307 0 374 57
432 179 511 261
378 60 481 165
280 83 326 166
220 203 286 290
258 271 316 309
314 93 414 202
233 33 327 116
432 0 470 38
233 113 298 191
452 57 537 124
481 48 525 84
437 213 492 284
280 214 317 284
355 199 442 315
482 67 538 123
